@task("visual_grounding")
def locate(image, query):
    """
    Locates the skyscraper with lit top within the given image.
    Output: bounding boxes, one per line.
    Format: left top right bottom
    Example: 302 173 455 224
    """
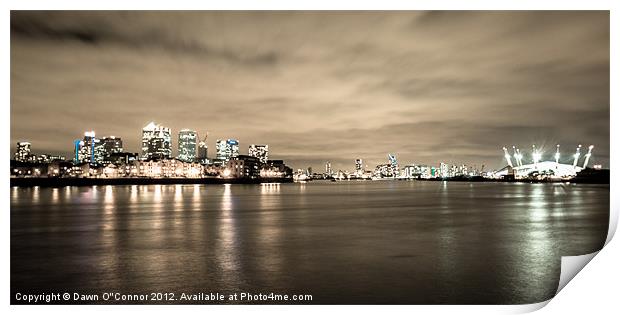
141 122 172 161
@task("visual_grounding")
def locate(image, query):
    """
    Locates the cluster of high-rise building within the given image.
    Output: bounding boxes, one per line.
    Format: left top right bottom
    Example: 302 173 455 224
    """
11 121 291 179
294 154 484 181
14 141 66 164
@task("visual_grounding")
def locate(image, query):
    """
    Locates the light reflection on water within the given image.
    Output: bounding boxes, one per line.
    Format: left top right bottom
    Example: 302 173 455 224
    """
10 181 609 304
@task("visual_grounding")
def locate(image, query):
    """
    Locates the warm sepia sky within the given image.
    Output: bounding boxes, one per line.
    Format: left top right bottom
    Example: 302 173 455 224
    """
10 11 610 170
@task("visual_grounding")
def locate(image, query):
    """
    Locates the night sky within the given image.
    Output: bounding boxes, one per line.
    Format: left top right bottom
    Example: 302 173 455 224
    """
10 11 609 171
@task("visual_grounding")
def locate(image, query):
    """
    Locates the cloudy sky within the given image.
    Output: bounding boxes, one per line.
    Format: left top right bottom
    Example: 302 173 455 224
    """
10 11 609 170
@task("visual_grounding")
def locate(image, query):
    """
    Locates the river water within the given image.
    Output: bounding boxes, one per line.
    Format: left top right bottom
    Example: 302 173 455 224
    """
10 181 609 304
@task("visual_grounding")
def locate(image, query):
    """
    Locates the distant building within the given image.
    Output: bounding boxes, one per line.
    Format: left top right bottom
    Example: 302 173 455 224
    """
14 142 34 162
141 122 172 160
216 139 239 163
388 154 399 177
138 159 203 178
262 159 293 178
177 129 197 162
102 136 123 156
355 159 363 175
325 161 332 176
74 131 104 165
197 137 208 164
401 164 432 179
105 152 139 166
37 154 66 164
248 144 269 163
374 164 394 178
440 162 449 178
225 155 260 179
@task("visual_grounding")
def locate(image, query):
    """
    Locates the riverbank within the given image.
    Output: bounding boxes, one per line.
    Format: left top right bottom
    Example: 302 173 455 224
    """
10 177 293 187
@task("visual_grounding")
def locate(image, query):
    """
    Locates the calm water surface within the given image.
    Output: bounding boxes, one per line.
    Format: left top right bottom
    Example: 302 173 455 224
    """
11 181 609 304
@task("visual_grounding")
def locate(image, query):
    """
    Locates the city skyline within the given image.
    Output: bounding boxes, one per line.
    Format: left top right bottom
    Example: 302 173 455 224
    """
11 11 610 170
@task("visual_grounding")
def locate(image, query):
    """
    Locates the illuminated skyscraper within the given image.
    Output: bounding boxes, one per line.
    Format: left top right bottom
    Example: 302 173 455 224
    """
248 144 269 163
388 154 399 177
102 136 123 155
197 137 208 164
216 139 239 162
440 162 449 178
141 122 172 160
355 159 363 171
325 161 332 176
74 131 104 165
177 129 197 162
15 142 32 162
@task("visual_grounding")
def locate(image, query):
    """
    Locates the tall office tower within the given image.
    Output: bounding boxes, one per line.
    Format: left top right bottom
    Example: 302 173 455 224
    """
325 161 332 176
102 136 123 158
248 144 269 163
177 129 197 162
197 134 208 164
355 159 363 172
141 122 172 160
15 141 32 162
216 139 226 161
73 131 105 165
440 162 449 178
216 139 239 162
388 154 399 177
74 139 83 164
80 131 95 164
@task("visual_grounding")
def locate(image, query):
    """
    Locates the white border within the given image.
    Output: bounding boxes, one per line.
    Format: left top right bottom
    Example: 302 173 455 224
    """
3 1 617 314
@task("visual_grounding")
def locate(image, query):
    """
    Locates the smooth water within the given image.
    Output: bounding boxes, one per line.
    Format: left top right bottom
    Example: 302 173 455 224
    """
10 181 609 304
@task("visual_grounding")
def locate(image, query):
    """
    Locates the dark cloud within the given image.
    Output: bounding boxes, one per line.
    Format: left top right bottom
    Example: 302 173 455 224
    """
11 11 281 67
10 11 609 170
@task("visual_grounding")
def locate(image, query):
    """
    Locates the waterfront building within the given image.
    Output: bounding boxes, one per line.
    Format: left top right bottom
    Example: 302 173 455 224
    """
248 144 269 164
216 139 239 163
105 152 139 166
36 154 66 164
374 164 394 178
225 155 260 179
138 159 203 178
261 160 293 179
177 129 197 163
102 164 120 178
141 122 172 161
402 165 419 179
15 142 34 162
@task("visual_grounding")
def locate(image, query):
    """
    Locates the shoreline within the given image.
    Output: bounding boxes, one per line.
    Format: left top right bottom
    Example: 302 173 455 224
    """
10 177 293 187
